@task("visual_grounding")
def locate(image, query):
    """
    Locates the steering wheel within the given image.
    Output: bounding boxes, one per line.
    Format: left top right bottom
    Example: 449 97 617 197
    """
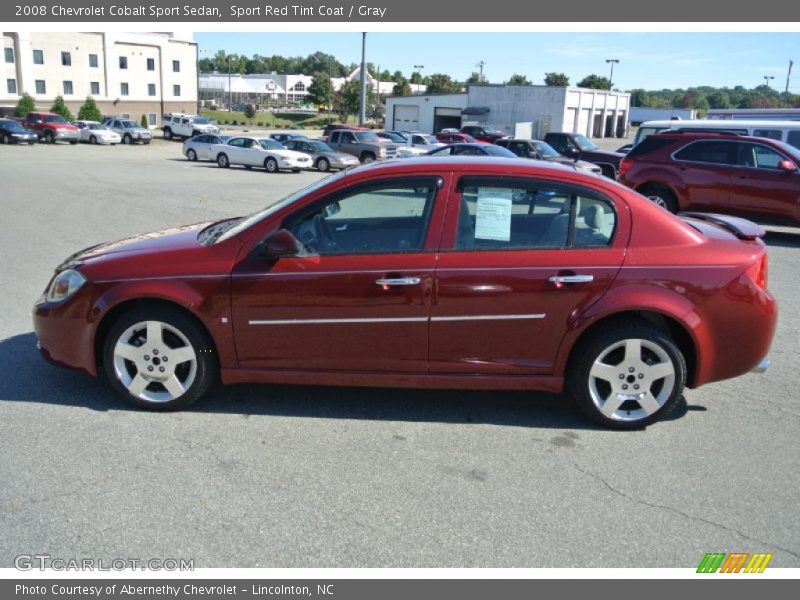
312 213 337 252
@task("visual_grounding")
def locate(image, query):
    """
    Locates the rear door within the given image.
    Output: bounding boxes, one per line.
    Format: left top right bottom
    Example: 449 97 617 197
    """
430 175 627 376
671 140 735 210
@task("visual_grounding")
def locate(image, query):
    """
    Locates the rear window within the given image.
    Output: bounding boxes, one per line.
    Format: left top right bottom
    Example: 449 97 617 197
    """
626 136 674 158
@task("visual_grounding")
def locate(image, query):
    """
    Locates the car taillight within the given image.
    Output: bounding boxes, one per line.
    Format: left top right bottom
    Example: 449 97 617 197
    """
746 254 768 289
619 157 631 181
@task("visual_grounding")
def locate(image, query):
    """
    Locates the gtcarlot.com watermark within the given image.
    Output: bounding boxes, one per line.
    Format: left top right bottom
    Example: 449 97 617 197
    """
14 554 194 571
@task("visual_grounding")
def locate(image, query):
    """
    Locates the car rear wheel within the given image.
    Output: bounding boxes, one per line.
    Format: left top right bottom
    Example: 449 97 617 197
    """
103 306 217 411
316 157 330 172
217 153 229 168
265 157 278 173
641 184 678 213
567 322 686 429
360 152 375 163
186 148 197 161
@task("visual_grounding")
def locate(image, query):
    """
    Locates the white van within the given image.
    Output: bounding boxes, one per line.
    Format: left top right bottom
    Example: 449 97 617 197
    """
633 119 800 149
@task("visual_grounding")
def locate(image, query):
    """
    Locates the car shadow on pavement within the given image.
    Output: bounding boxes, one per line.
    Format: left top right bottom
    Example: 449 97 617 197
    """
763 229 800 249
0 332 691 430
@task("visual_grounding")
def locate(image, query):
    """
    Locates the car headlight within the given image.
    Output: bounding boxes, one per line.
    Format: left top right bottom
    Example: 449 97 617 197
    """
46 269 86 303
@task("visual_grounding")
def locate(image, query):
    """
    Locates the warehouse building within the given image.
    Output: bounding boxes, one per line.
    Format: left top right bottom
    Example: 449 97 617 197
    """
1 32 198 127
387 84 630 139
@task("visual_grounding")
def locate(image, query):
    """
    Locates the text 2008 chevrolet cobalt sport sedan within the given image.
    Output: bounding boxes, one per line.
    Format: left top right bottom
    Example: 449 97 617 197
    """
34 157 776 429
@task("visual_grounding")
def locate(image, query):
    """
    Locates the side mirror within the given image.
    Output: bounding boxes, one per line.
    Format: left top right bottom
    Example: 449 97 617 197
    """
261 230 300 258
567 147 580 157
779 159 797 172
323 201 341 218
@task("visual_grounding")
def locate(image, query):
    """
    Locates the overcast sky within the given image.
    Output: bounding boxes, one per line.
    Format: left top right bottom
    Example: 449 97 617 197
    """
194 32 799 92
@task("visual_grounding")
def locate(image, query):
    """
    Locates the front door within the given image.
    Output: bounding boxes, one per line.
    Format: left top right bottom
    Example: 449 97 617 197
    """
430 176 626 376
231 176 445 372
727 141 800 220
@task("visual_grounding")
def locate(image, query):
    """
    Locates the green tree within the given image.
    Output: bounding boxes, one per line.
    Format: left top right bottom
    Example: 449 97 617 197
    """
705 90 731 109
577 74 612 90
14 92 36 117
140 114 148 128
392 76 412 97
544 72 570 86
244 103 256 124
629 89 650 107
466 71 483 84
336 79 374 121
307 71 333 108
50 96 73 121
425 73 462 94
77 96 103 121
410 71 424 85
694 97 710 117
506 74 531 85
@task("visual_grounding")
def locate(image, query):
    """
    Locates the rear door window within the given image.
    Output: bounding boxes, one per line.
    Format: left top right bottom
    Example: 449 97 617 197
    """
674 140 734 165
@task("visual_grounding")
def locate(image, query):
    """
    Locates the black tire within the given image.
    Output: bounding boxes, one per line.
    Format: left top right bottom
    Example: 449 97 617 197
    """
69 140 78 145
567 321 686 430
1 133 9 144
143 140 151 145
102 305 218 411
264 157 278 173
89 135 97 145
217 153 230 168
640 184 678 213
122 133 132 145
599 164 617 179
316 157 330 172
186 148 197 161
163 128 172 140
360 152 375 163
45 131 55 144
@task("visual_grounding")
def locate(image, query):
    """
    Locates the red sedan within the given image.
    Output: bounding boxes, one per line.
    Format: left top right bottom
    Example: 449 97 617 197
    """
33 158 776 429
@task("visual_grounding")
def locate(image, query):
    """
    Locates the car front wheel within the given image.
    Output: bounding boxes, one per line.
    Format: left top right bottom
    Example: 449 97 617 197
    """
316 157 330 172
264 157 278 173
45 131 55 144
567 322 686 429
217 153 229 168
122 134 132 145
103 306 217 410
186 148 197 161
1 134 9 144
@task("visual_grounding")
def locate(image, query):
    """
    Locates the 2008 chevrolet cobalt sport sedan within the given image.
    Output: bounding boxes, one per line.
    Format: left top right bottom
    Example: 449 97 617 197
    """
33 157 776 428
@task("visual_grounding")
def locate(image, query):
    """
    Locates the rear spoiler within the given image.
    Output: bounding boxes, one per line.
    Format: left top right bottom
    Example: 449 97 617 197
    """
680 212 766 240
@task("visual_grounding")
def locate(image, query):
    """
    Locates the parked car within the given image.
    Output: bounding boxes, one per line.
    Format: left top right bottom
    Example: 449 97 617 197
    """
327 129 398 162
21 112 79 144
426 143 517 157
209 136 311 172
33 157 776 429
162 113 219 140
544 132 624 179
72 120 121 145
460 124 509 143
0 118 38 144
282 139 360 171
436 132 487 145
104 118 153 144
183 134 231 161
495 138 603 175
619 131 800 222
269 132 308 144
322 123 369 139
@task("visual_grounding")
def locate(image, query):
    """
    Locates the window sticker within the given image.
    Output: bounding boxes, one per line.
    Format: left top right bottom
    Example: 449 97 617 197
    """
474 188 513 241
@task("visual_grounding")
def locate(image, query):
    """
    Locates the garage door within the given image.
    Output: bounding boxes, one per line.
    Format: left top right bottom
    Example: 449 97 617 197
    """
393 105 420 131
433 107 462 133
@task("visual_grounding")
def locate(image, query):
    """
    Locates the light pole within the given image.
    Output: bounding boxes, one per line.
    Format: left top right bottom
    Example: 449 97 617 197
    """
359 32 367 126
227 55 233 112
763 75 775 88
605 59 619 90
414 64 424 94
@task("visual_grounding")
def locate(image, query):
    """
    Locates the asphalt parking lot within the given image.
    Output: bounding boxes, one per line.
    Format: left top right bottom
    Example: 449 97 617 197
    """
1 138 798 568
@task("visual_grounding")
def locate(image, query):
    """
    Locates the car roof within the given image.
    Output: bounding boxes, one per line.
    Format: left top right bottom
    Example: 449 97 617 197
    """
353 155 586 177
652 131 782 144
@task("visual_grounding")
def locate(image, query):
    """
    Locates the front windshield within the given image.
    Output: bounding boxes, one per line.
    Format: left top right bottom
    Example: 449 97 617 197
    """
633 126 668 146
2 120 25 132
354 131 379 142
485 145 516 157
215 169 351 244
533 141 561 159
88 123 103 130
120 120 137 129
45 115 67 124
481 126 499 134
259 139 284 150
417 134 438 144
574 134 598 151
310 141 333 152
382 132 407 142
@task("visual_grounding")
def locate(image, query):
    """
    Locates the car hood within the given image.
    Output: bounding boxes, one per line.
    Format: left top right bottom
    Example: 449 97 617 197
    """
546 157 599 169
581 149 624 162
63 222 212 266
48 123 78 131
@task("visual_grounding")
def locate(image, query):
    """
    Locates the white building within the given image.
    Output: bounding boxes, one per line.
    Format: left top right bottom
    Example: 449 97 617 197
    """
199 67 425 108
2 32 198 127
386 84 630 138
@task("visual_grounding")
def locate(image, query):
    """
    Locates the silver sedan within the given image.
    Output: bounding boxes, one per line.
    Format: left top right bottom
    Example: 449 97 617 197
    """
183 134 231 161
283 139 360 171
73 120 121 145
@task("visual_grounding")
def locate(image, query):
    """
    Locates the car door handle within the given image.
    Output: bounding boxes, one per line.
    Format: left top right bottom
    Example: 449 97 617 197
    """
548 274 594 284
375 277 421 286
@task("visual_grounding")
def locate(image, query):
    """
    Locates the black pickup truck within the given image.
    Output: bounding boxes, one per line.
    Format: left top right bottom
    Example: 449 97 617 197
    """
543 132 624 179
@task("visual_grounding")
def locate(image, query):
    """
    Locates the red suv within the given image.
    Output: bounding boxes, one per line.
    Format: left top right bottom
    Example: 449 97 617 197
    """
620 132 800 222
